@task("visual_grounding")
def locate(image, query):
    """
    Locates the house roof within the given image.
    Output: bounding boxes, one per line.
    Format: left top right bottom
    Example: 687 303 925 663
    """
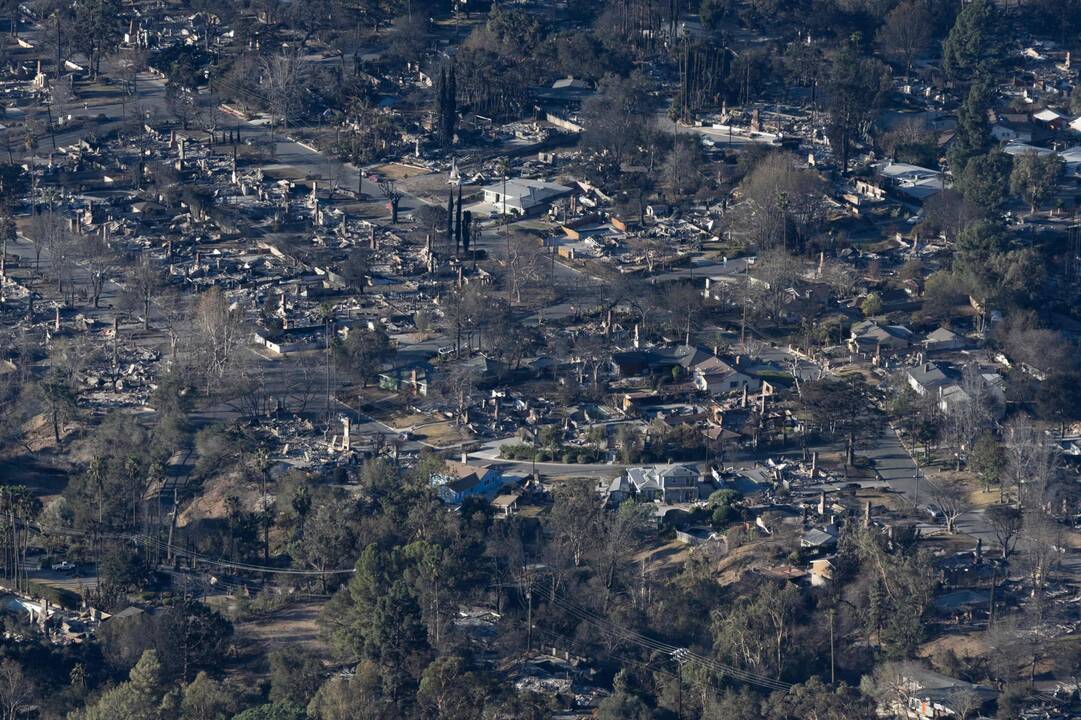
660 345 739 374
900 666 998 707
109 606 147 621
801 528 838 547
444 473 481 491
1034 108 1065 122
1003 140 1054 157
552 77 592 90
907 362 950 390
626 464 699 492
875 161 946 200
443 460 486 479
482 178 571 212
491 493 521 509
925 326 963 343
604 475 632 494
655 464 699 479
851 320 913 344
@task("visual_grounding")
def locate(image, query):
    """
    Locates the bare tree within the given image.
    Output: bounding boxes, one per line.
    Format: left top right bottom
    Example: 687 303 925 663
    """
1003 416 1060 510
944 687 981 720
37 336 95 444
45 222 76 303
928 477 970 534
1017 512 1065 686
436 364 478 426
192 287 246 395
380 180 403 224
122 254 164 330
858 661 919 718
942 364 994 471
284 358 321 415
27 207 67 274
154 286 189 364
27 207 76 299
987 504 1022 560
262 51 304 132
504 241 546 305
745 248 802 323
77 229 118 308
229 355 278 422
0 659 34 720
876 0 932 78
731 152 826 251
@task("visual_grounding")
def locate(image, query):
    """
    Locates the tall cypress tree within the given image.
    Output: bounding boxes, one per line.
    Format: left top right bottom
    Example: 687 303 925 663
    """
446 191 454 252
454 183 463 256
943 0 1007 84
435 67 448 146
433 66 457 147
461 211 472 252
947 82 993 174
445 67 457 145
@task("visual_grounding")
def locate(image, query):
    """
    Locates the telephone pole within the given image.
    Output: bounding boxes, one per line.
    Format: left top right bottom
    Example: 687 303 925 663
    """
672 648 690 719
829 608 836 685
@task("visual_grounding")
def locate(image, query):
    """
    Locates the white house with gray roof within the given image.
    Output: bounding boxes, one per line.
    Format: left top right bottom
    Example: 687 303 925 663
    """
625 464 701 503
482 178 572 217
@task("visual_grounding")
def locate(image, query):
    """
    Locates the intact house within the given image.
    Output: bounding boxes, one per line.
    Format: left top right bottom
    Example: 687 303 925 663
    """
874 161 946 203
800 526 838 552
848 320 913 356
624 464 701 504
906 362 950 397
600 474 633 507
610 345 759 397
482 178 572 217
922 327 971 353
431 459 506 505
905 362 1006 417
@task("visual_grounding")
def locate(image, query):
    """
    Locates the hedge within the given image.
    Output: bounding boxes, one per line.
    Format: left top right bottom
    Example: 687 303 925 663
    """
25 581 82 610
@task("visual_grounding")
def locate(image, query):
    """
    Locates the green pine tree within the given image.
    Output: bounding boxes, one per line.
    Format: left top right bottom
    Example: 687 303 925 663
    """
943 0 1008 83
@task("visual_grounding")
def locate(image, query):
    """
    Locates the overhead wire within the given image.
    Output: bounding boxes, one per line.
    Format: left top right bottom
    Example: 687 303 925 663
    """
535 580 792 692
28 522 356 576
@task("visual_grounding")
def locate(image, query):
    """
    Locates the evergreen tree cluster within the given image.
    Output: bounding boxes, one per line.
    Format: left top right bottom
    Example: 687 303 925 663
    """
434 66 457 147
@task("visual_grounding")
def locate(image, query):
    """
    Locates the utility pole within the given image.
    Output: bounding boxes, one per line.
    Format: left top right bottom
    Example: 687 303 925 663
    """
914 459 920 507
672 649 690 720
325 315 332 431
526 585 532 652
531 429 537 480
677 660 682 720
259 450 269 565
740 298 747 346
829 608 836 685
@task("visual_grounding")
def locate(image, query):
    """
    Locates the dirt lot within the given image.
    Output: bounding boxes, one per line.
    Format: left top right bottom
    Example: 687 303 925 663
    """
233 600 330 657
415 420 473 447
636 540 691 577
371 162 428 180
397 173 485 205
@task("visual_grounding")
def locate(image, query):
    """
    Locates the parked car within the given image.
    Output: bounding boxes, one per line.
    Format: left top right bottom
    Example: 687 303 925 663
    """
918 504 942 521
52 560 76 573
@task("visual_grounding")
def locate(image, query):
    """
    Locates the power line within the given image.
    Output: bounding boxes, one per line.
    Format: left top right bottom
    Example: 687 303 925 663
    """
29 523 356 576
536 581 791 693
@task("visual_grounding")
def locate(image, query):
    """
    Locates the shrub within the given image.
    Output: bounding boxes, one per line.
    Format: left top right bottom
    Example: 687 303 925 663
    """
26 581 81 610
